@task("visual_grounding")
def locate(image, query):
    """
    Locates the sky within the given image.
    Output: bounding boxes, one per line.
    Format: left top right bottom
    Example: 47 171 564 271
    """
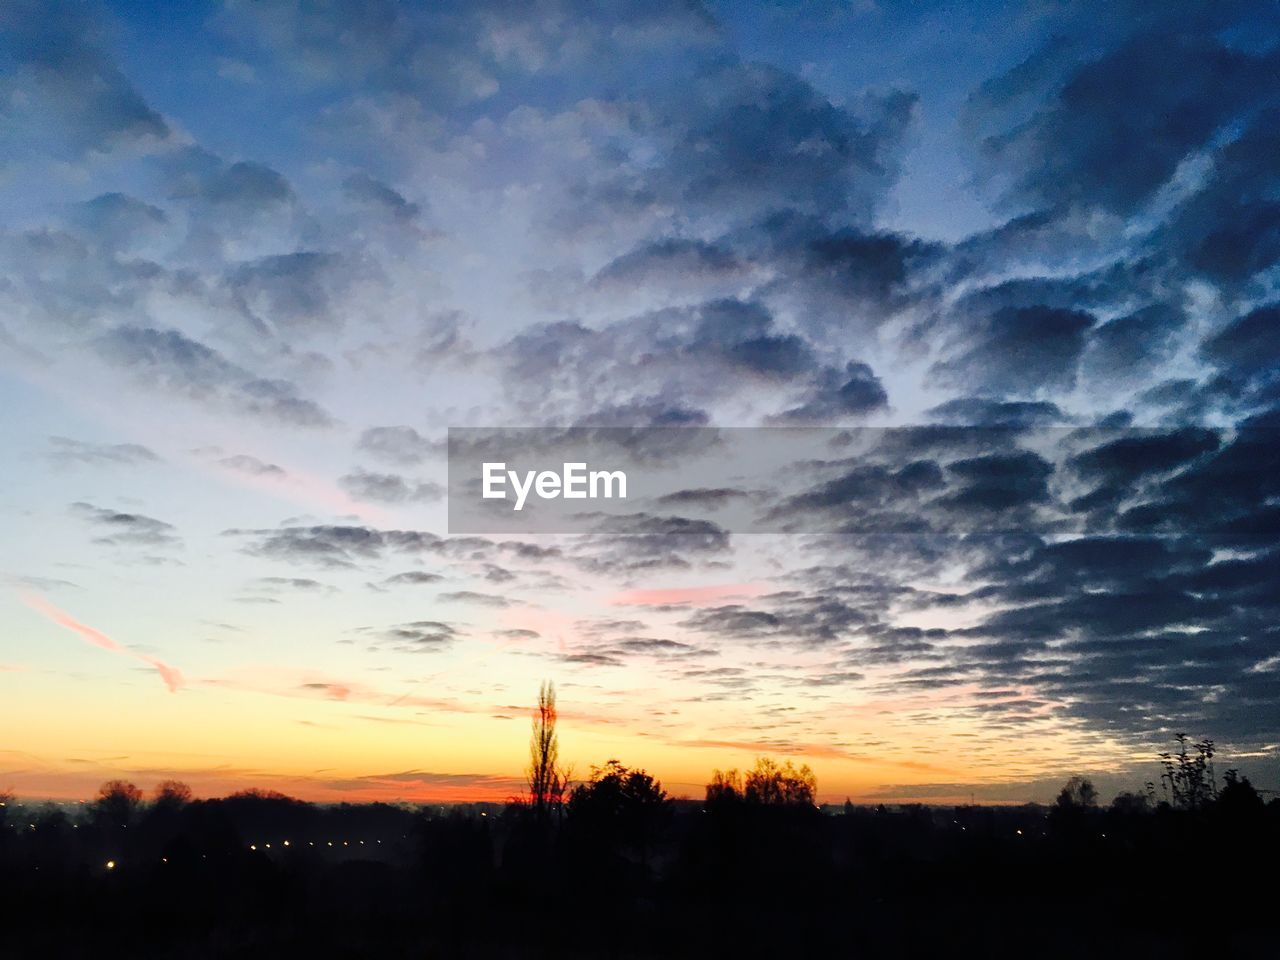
2 0 1279 805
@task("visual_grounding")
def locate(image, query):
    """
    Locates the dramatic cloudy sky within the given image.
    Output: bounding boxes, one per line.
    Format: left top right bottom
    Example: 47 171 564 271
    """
3 0 1279 803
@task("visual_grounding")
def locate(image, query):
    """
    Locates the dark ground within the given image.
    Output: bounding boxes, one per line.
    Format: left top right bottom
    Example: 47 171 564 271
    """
1 784 1275 958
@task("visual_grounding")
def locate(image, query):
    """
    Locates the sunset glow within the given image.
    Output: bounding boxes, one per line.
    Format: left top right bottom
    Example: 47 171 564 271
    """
2 0 1277 813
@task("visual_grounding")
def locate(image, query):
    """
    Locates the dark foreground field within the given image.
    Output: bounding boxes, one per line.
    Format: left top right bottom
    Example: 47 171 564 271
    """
2 779 1276 959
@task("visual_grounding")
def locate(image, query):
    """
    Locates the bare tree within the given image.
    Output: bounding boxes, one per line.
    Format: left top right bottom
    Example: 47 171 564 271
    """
527 681 569 819
706 768 743 808
1159 734 1217 810
705 759 817 808
744 757 817 806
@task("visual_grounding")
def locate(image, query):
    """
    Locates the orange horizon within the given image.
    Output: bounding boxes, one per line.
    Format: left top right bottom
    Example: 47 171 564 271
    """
1 769 1061 809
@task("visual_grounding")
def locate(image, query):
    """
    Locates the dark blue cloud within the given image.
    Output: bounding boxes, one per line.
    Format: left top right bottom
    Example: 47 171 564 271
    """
932 305 1095 395
974 27 1278 215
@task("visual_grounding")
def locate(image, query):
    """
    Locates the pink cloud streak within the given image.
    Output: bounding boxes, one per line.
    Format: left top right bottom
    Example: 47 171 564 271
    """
19 591 185 693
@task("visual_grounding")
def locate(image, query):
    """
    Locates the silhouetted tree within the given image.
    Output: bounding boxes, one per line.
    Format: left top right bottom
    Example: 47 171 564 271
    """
526 681 569 821
153 780 193 807
1159 735 1217 810
1216 769 1264 818
1055 776 1098 810
93 780 144 827
744 757 817 806
705 759 817 809
1110 790 1151 814
567 759 670 866
706 773 747 808
705 768 743 809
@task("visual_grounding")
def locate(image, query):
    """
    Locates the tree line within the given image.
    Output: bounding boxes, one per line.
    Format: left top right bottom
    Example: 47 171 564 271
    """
1 683 1275 957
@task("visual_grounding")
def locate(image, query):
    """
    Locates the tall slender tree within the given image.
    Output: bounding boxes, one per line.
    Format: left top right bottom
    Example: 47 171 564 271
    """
527 681 568 819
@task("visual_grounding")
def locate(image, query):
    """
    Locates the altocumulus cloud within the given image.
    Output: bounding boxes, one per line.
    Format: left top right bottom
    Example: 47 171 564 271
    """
2 0 1280 789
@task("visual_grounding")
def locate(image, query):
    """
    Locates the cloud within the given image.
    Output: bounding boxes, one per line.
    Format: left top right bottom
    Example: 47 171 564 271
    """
646 63 915 222
570 514 732 574
197 160 295 207
573 399 710 428
380 571 445 587
356 426 440 466
1202 303 1280 385
931 532 1280 742
367 620 461 652
1082 304 1186 385
299 681 351 700
19 591 184 692
655 487 751 509
610 584 765 607
1 0 172 161
931 306 1095 395
494 628 539 640
217 454 288 478
338 469 444 505
251 577 335 595
46 436 160 467
6 0 1280 791
773 361 889 423
926 398 1066 427
227 251 360 335
942 450 1053 512
971 25 1276 215
70 501 180 548
1069 428 1220 487
343 172 421 221
679 592 871 647
72 193 168 250
1157 116 1280 286
231 524 391 568
438 590 515 608
592 237 742 289
95 326 334 427
227 524 551 575
498 298 842 421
